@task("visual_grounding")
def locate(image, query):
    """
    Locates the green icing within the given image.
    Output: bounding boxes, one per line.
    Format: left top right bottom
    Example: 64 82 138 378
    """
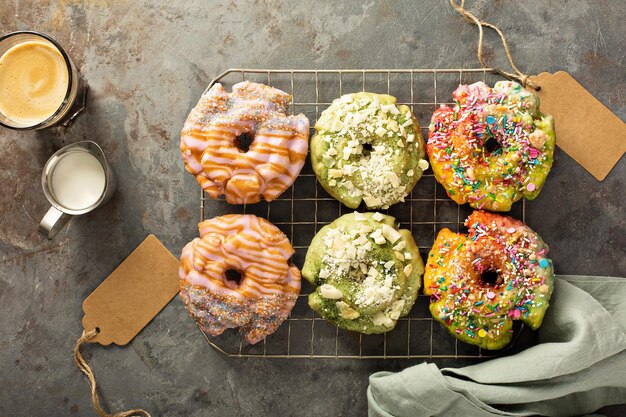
524 114 555 201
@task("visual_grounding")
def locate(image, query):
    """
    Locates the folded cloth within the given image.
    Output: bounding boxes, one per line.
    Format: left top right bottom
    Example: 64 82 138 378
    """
368 276 626 417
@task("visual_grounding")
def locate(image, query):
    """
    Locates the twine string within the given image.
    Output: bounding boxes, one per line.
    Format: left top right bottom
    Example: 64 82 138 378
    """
449 0 540 90
73 329 152 417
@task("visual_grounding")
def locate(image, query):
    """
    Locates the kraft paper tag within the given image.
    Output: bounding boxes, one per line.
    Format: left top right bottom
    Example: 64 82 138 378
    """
82 235 180 345
531 71 626 181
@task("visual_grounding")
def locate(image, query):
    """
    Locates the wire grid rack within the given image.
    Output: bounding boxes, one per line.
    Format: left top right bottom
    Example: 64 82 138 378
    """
198 68 526 359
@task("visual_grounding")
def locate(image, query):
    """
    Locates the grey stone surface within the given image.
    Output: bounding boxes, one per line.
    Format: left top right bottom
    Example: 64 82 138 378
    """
0 1 624 416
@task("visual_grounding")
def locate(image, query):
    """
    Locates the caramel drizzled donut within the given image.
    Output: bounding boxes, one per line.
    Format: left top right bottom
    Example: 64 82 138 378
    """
181 81 310 204
179 214 301 344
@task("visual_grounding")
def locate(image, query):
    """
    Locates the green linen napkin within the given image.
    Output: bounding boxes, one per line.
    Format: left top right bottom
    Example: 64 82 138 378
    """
368 276 626 417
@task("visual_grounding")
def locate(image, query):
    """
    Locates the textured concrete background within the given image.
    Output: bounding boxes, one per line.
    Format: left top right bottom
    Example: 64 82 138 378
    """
0 0 624 416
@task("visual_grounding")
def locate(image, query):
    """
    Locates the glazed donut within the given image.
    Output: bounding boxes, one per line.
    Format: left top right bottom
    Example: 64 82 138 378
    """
181 81 310 204
179 214 301 344
424 211 555 350
427 81 555 211
302 212 424 333
311 92 428 209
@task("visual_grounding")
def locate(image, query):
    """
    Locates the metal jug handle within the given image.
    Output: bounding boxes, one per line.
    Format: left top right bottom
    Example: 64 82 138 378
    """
38 206 71 239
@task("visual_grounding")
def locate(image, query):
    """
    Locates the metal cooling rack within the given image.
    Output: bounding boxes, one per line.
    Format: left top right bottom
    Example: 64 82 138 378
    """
198 68 526 359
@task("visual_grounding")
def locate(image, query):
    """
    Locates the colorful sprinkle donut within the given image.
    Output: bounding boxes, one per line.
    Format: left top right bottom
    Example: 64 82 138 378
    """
302 212 424 333
424 211 555 350
181 81 310 204
311 92 428 209
179 214 301 344
427 81 555 211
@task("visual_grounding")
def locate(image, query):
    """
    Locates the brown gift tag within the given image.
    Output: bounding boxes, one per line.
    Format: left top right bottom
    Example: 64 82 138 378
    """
82 234 180 345
531 71 626 181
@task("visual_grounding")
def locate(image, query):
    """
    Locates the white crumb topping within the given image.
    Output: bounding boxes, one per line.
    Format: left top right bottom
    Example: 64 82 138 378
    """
371 299 406 328
317 220 406 314
320 284 343 299
319 94 422 209
372 212 384 222
354 211 366 221
336 301 360 319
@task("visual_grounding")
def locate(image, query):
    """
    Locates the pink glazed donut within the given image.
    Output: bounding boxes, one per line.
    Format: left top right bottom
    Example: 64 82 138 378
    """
179 214 301 344
180 81 309 204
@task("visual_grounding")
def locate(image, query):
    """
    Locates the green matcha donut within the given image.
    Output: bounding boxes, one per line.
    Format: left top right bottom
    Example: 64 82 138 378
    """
311 92 428 209
302 212 424 333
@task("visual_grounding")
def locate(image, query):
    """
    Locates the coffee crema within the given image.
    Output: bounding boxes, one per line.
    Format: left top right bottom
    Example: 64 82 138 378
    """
0 40 69 125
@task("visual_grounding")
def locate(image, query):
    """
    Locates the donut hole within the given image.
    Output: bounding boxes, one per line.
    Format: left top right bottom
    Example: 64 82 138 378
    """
234 132 255 153
224 268 244 288
362 142 373 156
480 269 501 287
483 137 502 154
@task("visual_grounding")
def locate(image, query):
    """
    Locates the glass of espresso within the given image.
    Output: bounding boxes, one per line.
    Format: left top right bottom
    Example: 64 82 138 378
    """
0 31 87 130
